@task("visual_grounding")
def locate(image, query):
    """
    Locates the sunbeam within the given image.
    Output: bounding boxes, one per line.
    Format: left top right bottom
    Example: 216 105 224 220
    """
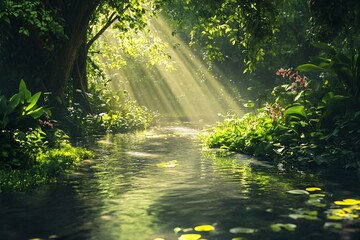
102 15 244 123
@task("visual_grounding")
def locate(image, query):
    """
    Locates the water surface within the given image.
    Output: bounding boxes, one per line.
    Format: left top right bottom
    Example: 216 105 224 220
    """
1 123 360 240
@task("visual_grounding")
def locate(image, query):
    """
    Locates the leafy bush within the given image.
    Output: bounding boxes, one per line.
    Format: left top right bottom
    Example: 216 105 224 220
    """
204 45 360 170
204 110 276 157
0 80 94 192
66 75 158 136
0 80 51 167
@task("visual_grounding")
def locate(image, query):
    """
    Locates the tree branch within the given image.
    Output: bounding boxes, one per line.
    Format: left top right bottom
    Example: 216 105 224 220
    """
86 11 119 50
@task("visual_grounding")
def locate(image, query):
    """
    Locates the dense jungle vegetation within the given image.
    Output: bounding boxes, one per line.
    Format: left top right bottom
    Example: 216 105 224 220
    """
1 0 360 191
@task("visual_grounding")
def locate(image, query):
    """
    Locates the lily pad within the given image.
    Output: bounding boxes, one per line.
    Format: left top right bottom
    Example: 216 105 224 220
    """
324 222 342 230
306 187 322 192
229 227 256 234
178 233 202 240
334 199 360 206
287 189 309 195
309 194 326 198
271 223 297 232
194 225 215 232
289 213 318 220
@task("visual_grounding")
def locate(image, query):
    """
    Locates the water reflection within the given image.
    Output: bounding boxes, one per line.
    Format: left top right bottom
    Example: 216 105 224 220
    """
0 124 360 240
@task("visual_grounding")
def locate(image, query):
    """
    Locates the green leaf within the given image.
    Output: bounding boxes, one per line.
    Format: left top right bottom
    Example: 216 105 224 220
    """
285 104 307 120
18 80 31 102
0 95 8 112
324 222 342 230
6 93 20 114
296 64 327 72
229 227 256 234
2 117 9 127
178 234 202 240
27 107 45 119
19 79 27 94
271 223 297 232
289 214 318 220
286 189 309 195
194 225 215 232
25 92 41 112
243 102 254 108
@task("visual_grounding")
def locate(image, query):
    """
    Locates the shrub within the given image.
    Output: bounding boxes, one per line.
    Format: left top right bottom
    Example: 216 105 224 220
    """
204 45 360 170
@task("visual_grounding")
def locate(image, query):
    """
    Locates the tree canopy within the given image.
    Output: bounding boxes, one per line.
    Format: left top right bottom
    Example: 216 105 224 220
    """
1 0 360 107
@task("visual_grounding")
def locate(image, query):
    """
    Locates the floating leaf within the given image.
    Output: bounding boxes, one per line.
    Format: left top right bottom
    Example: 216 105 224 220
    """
353 206 360 210
309 194 326 198
194 225 215 232
327 209 359 220
178 233 202 240
289 214 318 220
324 222 342 230
306 198 326 208
271 223 297 232
287 190 310 195
270 224 282 232
306 187 321 192
174 227 183 234
229 227 256 234
334 199 360 206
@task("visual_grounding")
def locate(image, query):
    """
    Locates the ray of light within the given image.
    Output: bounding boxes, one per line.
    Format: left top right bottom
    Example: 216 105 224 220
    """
103 15 244 123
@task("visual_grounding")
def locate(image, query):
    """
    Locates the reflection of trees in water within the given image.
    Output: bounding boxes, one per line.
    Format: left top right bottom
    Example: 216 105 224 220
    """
149 151 323 239
0 182 98 239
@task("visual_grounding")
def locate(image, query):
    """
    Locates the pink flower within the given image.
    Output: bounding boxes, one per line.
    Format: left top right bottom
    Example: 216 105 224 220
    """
276 68 308 90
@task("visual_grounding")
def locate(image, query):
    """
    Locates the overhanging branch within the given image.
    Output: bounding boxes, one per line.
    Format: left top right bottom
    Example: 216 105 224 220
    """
86 11 119 50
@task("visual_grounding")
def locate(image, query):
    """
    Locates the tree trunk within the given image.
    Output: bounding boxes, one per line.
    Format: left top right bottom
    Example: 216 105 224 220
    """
47 0 100 103
72 39 93 113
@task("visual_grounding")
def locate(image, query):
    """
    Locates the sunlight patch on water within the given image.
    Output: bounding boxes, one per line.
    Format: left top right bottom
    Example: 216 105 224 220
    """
126 151 162 159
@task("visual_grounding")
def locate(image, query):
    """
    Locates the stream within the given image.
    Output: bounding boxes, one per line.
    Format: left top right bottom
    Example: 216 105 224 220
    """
1 122 360 240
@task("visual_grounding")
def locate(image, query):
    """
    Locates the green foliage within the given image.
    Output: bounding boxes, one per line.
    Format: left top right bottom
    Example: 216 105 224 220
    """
204 45 360 170
0 0 64 42
0 80 93 192
0 143 93 192
297 42 360 97
162 0 280 70
0 80 49 167
308 0 360 50
66 75 158 136
204 110 276 157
